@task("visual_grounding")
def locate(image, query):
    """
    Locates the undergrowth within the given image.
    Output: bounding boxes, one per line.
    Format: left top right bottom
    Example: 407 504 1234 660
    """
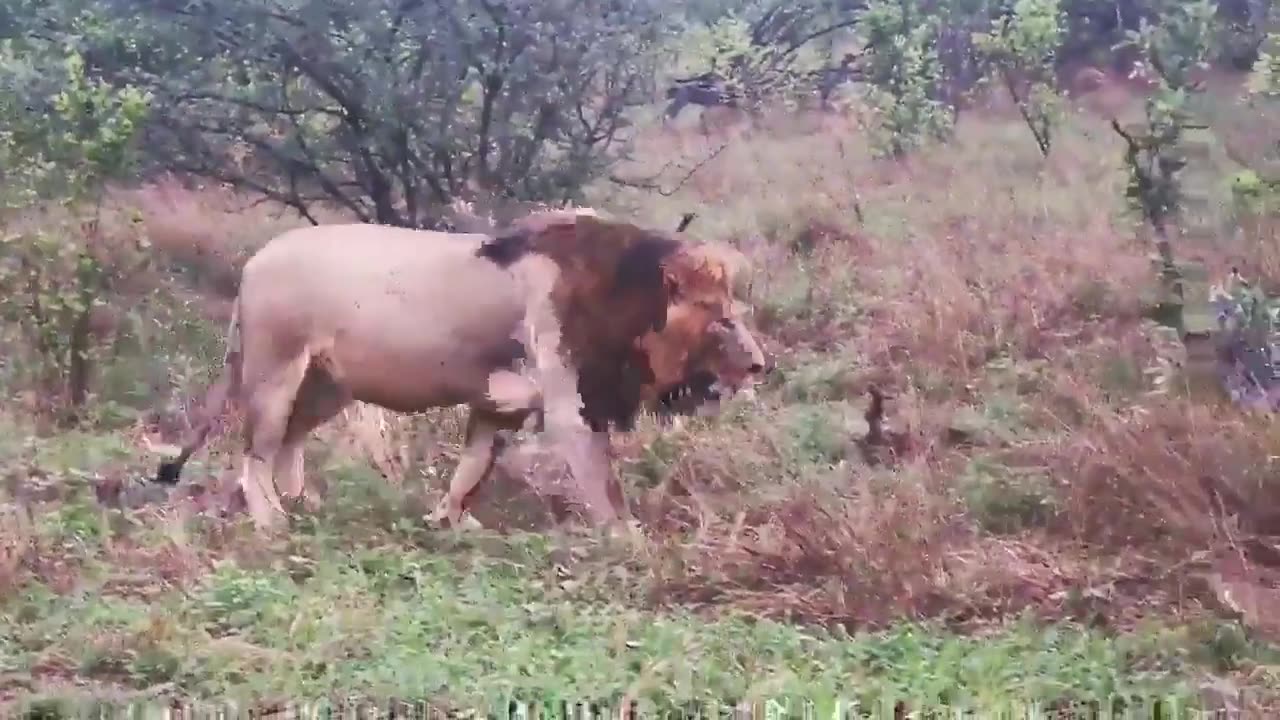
0 436 1205 713
4 79 1280 714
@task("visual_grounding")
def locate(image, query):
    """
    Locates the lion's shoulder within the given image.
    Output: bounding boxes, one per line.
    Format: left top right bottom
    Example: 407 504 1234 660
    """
478 214 681 297
475 215 684 430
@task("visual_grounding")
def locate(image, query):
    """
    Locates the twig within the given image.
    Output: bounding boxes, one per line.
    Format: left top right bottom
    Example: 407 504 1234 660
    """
1108 117 1133 145
864 387 886 447
608 141 731 197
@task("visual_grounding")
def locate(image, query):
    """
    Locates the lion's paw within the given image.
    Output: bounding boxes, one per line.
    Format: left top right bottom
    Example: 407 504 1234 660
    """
425 502 484 531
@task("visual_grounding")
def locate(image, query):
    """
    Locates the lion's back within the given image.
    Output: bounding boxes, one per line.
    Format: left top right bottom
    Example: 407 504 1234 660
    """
239 223 521 336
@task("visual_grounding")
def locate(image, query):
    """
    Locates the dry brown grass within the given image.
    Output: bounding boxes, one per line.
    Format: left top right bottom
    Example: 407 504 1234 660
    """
122 177 335 300
13 89 1279 644
574 104 1280 634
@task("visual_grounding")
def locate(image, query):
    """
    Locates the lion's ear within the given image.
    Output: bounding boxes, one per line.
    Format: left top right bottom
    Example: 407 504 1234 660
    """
686 242 743 289
662 253 705 302
664 247 730 301
662 264 683 300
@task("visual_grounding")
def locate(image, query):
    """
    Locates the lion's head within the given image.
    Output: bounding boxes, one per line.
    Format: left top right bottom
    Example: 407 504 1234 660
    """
476 213 769 431
638 241 769 416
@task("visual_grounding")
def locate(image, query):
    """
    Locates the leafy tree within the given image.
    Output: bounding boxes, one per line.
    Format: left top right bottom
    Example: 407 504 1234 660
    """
1207 268 1280 411
664 13 763 95
1056 0 1145 69
974 0 1065 156
1128 0 1220 91
1230 32 1280 207
1108 0 1217 327
1247 32 1280 96
34 0 672 228
860 0 954 158
0 45 151 423
662 0 866 115
1216 0 1271 69
928 0 1000 116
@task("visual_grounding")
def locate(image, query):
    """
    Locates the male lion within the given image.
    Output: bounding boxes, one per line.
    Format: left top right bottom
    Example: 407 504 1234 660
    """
152 212 768 532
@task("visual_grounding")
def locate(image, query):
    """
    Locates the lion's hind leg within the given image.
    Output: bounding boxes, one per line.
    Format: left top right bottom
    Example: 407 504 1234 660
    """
428 409 526 530
237 348 311 532
274 363 352 512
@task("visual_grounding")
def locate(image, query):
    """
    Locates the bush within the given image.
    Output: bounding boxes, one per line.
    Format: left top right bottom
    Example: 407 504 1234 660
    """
0 48 150 424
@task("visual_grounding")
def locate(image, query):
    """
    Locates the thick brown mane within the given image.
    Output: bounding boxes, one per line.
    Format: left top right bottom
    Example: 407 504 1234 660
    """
477 215 683 431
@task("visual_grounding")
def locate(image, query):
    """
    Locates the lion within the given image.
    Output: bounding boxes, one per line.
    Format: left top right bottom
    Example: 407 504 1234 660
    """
152 211 769 532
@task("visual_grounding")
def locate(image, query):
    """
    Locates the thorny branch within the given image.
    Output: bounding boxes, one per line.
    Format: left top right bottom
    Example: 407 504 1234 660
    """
608 142 731 197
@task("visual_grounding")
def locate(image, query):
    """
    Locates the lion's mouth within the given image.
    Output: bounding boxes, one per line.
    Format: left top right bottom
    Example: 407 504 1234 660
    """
657 370 721 414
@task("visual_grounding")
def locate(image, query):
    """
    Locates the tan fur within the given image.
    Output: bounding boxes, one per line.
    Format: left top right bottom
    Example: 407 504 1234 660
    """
155 214 767 532
446 200 599 235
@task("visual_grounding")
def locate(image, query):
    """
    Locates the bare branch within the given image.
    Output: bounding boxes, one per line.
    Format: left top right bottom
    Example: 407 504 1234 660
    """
608 141 731 197
90 0 663 226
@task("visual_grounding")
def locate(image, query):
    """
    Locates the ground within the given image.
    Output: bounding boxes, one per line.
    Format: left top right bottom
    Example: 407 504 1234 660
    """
3 75 1280 717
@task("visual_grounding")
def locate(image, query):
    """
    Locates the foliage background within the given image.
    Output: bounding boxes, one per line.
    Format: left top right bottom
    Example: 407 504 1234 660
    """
2 0 1280 714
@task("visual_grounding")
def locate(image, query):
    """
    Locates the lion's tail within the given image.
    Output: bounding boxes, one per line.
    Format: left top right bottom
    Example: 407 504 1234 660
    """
153 297 244 485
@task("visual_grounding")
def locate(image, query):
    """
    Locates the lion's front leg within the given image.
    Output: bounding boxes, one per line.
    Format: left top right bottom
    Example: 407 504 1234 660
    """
553 426 626 526
491 365 623 525
427 410 502 530
507 253 626 528
485 369 543 417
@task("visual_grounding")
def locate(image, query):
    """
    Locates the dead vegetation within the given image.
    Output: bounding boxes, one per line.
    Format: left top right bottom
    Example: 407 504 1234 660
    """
4 81 1280 713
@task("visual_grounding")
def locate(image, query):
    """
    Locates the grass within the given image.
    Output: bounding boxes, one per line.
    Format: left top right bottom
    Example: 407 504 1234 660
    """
4 75 1280 715
0 399 1264 716
0 522 1199 712
0 443 1204 714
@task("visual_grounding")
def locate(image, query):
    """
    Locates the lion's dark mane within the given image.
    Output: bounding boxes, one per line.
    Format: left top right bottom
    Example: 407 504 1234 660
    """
477 215 682 431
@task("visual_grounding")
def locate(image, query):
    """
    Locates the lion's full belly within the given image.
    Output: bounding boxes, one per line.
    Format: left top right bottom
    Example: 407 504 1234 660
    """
241 226 530 413
320 286 527 413
330 323 523 412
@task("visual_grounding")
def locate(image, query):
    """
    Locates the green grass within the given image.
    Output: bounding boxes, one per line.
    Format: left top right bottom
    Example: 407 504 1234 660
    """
7 90 1280 717
2 525 1200 716
0 388 1247 718
0 428 1206 714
